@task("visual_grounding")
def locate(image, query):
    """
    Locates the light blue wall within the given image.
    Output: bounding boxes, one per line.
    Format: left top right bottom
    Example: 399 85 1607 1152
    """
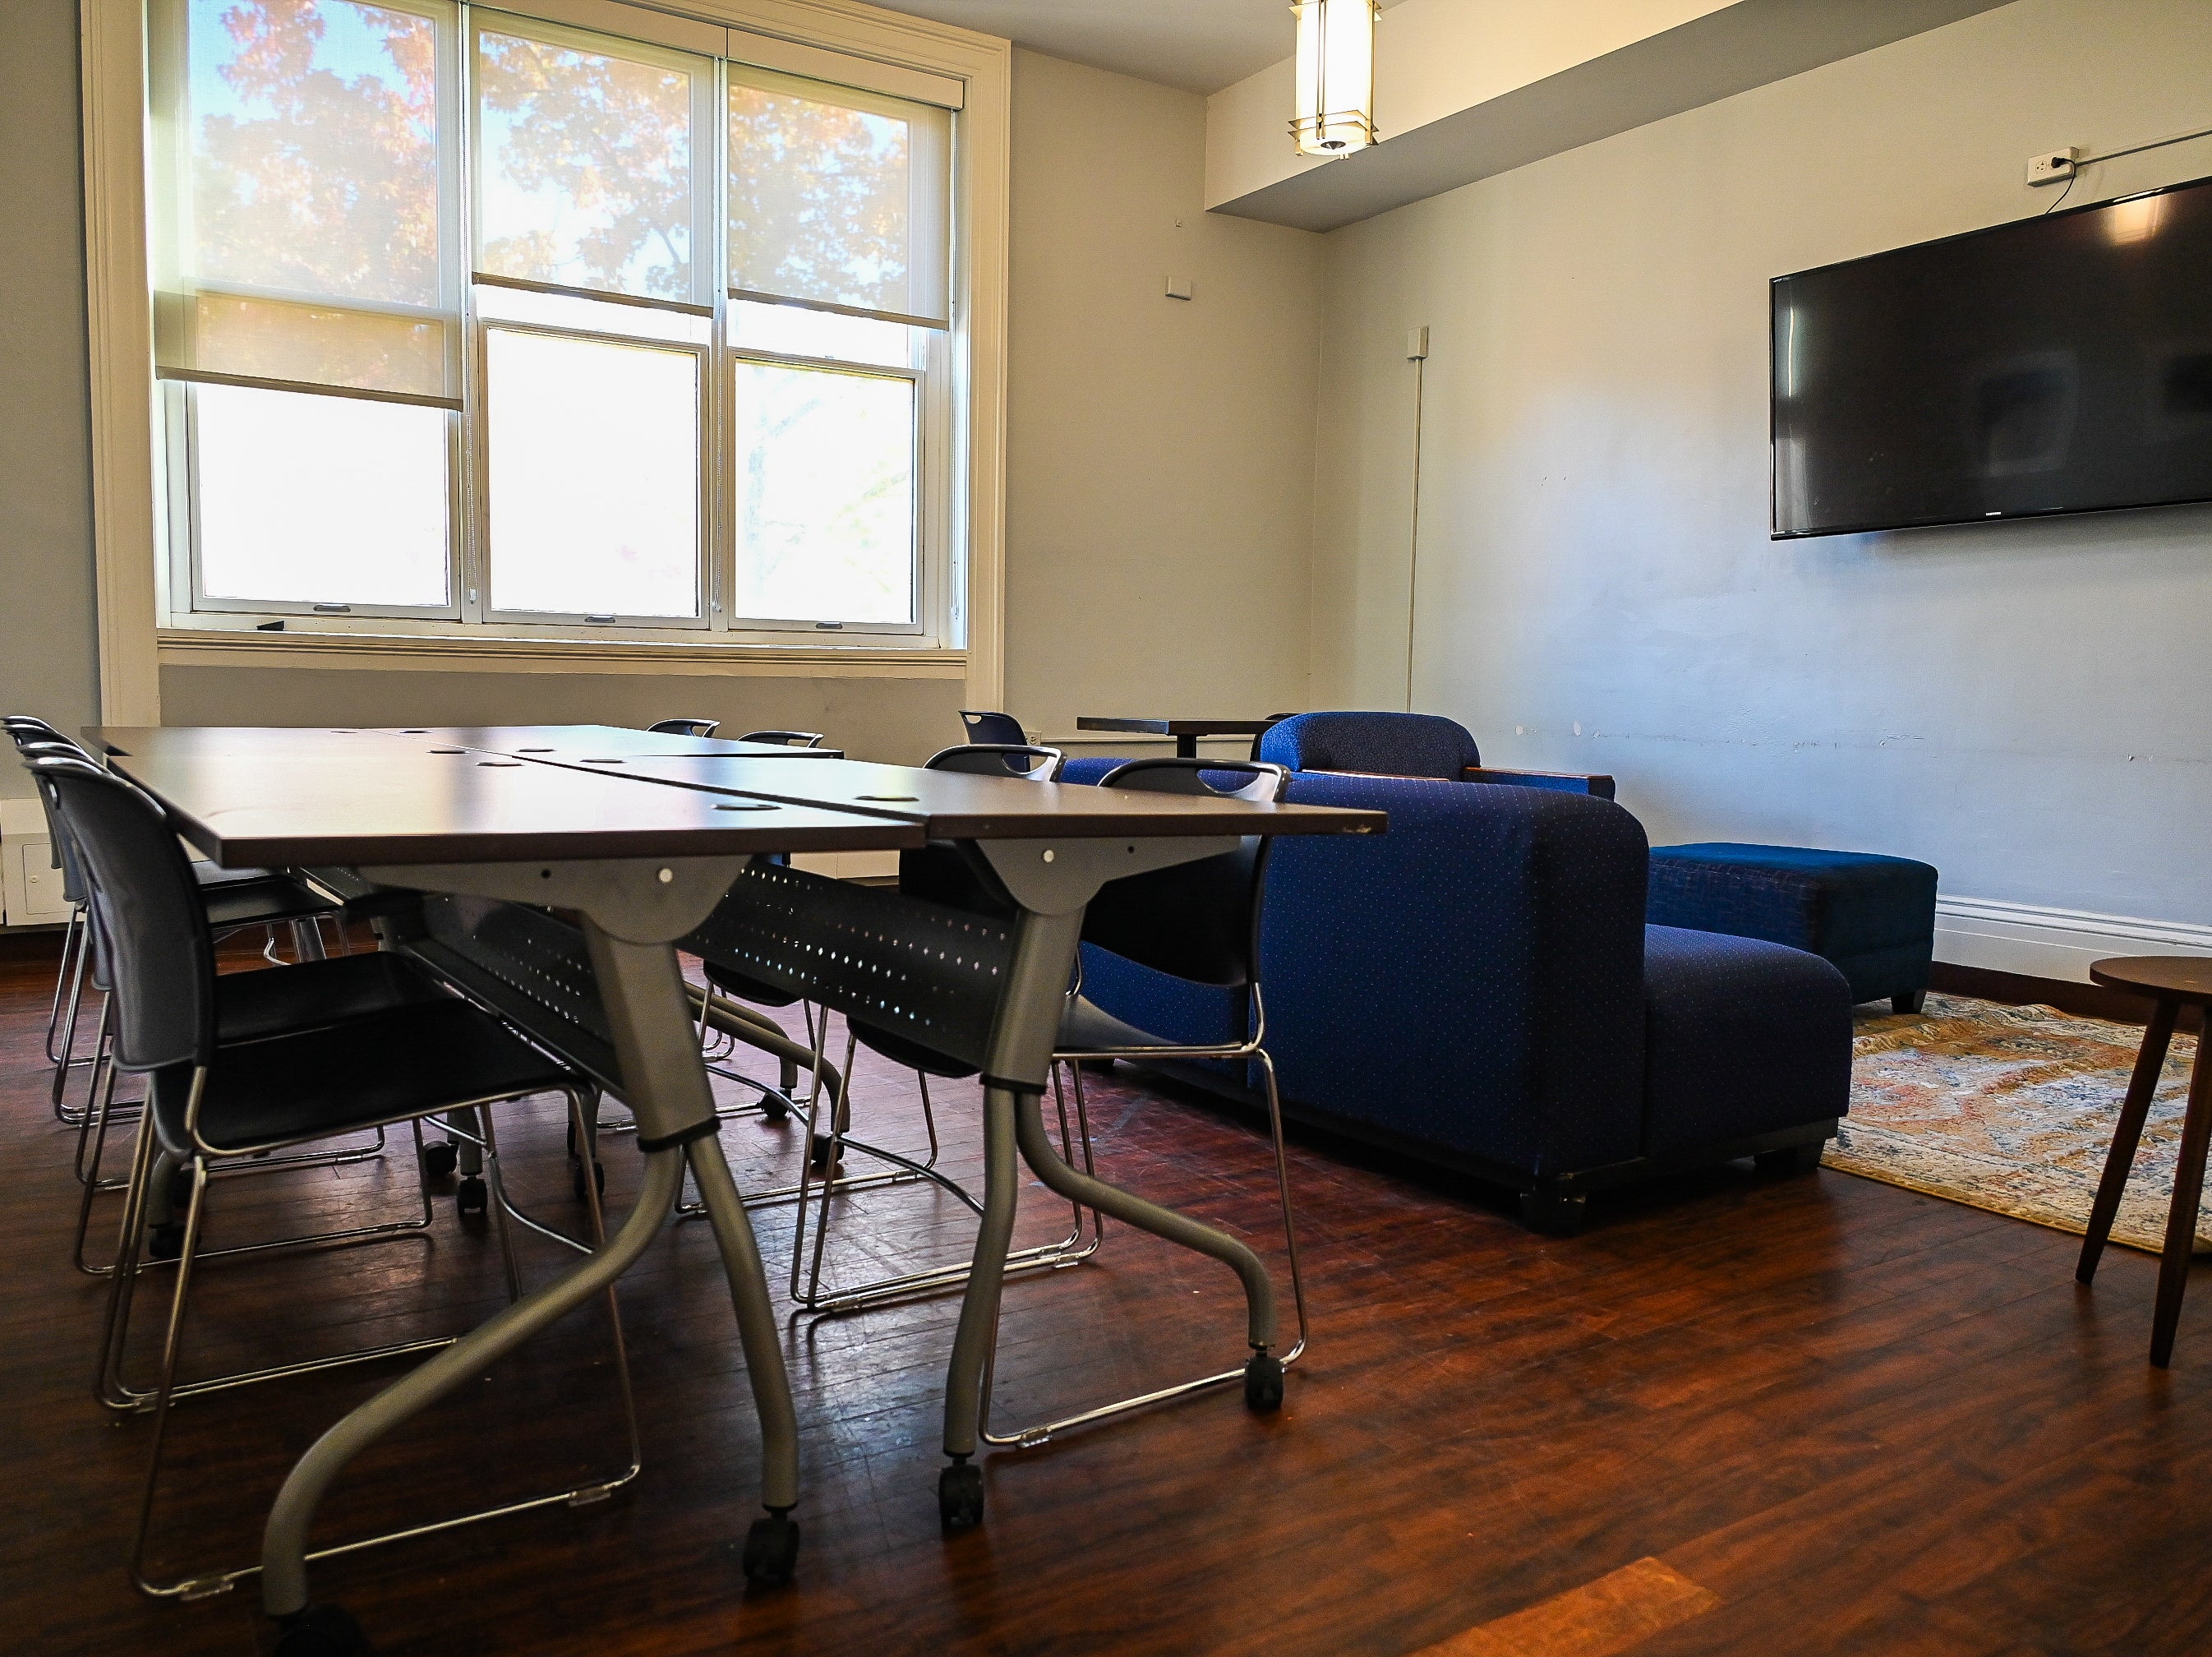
1313 0 2212 923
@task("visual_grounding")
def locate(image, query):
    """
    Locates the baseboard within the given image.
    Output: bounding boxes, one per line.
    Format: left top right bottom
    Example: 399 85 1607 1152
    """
1935 895 2212 985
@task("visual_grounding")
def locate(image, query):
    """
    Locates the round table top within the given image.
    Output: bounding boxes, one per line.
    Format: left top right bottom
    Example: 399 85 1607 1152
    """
2090 956 2212 1002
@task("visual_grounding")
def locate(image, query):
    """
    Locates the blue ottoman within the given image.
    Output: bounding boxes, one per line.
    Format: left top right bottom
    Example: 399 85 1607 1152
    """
1646 842 1938 1012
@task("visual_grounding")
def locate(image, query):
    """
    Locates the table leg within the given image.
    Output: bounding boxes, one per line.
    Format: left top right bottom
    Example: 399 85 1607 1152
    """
1175 734 1199 759
2080 998 2179 1283
2152 1026 2212 1367
260 1149 686 1617
684 1136 799 1516
938 1083 1020 1528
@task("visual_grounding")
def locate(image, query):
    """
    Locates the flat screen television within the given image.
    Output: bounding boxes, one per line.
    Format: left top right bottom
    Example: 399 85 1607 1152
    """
1771 173 2212 538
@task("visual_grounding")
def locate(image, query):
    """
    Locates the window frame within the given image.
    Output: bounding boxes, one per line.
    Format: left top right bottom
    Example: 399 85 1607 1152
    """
127 0 996 674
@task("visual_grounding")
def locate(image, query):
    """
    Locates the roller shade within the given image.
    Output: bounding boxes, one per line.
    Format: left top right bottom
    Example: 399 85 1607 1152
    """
726 66 951 329
150 0 463 407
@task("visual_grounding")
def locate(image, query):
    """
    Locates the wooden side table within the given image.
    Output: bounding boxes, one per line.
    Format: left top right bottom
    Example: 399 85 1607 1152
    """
2078 956 2212 1367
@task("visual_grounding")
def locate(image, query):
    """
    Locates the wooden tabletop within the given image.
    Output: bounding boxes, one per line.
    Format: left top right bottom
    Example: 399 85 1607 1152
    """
95 730 912 867
2090 956 2212 1004
89 727 1384 868
1075 717 1283 737
555 755 1384 841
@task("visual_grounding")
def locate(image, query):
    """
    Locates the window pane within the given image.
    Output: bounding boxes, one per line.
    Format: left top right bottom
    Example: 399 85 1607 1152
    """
194 383 449 606
158 0 459 399
730 298 909 367
486 329 701 617
727 69 949 325
732 362 914 625
476 26 696 302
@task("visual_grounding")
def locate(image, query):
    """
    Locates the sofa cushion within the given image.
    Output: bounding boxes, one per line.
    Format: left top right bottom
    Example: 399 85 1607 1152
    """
1259 712 1480 779
1640 924 1852 1157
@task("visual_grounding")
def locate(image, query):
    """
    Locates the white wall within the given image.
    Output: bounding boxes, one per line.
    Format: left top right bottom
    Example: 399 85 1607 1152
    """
1313 0 2212 940
1005 49 1322 749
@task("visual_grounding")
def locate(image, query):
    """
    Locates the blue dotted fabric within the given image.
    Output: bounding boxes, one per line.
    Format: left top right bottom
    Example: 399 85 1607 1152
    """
1057 768 1850 1182
1642 924 1852 1155
1646 842 1938 1004
1258 712 1481 779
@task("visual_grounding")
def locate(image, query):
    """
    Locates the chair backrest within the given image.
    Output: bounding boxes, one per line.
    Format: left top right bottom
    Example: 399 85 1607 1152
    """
1079 758 1289 988
30 756 215 1072
11 733 93 903
1258 711 1480 779
924 742 1064 782
647 718 720 737
738 729 824 748
958 709 1026 745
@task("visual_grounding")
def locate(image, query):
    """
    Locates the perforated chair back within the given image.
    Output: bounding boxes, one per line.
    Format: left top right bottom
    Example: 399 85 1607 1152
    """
30 756 215 1073
647 718 719 737
924 743 1063 782
958 709 1026 746
1081 758 1288 988
739 730 824 748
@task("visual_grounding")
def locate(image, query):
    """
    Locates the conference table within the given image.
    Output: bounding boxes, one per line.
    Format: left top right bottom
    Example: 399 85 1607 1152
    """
86 722 1383 1635
1075 714 1286 759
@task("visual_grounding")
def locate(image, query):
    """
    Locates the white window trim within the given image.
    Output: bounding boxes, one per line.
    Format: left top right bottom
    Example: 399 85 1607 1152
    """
80 0 1010 722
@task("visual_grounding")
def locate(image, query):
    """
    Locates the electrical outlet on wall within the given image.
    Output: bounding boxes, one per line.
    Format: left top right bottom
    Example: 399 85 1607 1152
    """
2026 146 2080 186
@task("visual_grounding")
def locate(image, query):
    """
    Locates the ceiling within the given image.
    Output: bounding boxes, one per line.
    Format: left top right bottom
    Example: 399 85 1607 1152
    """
868 0 1405 96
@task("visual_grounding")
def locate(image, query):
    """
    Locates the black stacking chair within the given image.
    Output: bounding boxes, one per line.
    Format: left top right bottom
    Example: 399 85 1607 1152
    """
30 755 638 1600
737 729 826 748
791 744 1102 1313
958 709 1026 745
647 717 719 737
988 755 1308 1439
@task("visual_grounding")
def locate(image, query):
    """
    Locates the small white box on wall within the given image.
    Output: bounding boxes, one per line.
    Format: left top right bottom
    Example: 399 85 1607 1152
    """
1 797 74 926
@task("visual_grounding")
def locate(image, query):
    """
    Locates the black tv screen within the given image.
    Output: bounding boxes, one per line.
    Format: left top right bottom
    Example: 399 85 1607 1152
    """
1772 174 2212 538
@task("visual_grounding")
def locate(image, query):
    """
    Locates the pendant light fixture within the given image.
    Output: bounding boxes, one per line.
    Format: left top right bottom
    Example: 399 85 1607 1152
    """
1289 0 1379 156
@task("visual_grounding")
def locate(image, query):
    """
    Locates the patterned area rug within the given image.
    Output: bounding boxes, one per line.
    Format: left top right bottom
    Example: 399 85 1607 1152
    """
1833 992 2207 1254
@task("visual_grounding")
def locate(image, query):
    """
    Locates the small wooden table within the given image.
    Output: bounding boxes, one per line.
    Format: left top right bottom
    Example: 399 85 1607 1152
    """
1075 715 1287 759
2078 955 2212 1366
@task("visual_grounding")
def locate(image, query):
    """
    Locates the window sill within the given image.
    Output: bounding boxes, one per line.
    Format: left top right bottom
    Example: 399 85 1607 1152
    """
156 625 968 679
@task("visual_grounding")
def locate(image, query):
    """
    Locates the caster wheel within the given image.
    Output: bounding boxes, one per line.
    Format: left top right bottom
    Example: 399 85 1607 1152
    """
421 1141 459 1180
570 1160 606 1199
1243 1351 1284 1413
938 1461 984 1532
456 1175 487 1216
273 1604 373 1656
740 1510 800 1588
147 1222 185 1262
809 1135 843 1175
758 1094 790 1123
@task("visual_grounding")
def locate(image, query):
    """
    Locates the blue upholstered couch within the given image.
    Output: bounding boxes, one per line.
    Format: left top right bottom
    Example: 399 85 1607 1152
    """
1062 724 1853 1231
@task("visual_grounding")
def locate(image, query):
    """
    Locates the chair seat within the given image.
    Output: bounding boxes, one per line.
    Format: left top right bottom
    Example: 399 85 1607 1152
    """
215 951 451 1046
1058 994 1177 1055
200 873 343 931
191 859 280 890
150 999 576 1157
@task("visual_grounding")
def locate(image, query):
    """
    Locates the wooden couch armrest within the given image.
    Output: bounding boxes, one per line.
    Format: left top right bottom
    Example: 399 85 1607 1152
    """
1464 766 1616 801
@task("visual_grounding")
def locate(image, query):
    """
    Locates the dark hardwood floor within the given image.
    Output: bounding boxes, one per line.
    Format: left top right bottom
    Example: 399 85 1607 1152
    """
3 935 2209 1655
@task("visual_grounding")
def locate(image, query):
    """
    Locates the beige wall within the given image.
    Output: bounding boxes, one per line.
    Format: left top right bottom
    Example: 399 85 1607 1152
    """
1004 49 1322 752
2 27 1321 771
1313 0 2212 922
0 0 102 796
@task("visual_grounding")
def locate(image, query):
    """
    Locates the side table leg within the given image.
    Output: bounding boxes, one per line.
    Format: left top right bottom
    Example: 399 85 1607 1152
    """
2152 1026 2212 1368
2080 998 2179 1283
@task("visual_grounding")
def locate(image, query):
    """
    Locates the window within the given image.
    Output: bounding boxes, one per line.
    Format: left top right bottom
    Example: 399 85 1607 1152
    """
150 0 961 648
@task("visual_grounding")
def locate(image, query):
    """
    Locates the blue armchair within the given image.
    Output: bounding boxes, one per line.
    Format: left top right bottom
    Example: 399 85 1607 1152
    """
1258 710 1615 799
1061 761 1852 1231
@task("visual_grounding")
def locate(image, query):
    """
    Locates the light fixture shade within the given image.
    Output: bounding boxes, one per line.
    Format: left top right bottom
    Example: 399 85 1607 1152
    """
1290 0 1378 156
